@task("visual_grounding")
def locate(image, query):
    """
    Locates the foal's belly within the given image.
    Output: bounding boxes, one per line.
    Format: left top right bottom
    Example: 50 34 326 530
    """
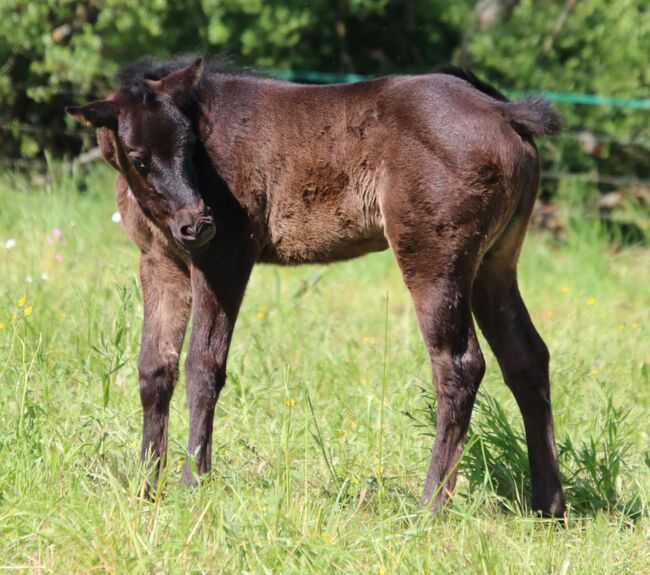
261 183 388 265
259 224 389 265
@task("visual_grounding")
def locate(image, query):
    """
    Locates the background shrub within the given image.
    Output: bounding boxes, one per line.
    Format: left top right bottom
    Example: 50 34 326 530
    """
0 0 648 204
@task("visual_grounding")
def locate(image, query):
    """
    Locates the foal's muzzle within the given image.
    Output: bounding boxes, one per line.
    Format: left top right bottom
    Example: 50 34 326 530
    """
171 208 216 252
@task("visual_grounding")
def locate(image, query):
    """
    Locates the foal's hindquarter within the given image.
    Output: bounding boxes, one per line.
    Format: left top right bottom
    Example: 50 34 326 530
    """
123 72 565 515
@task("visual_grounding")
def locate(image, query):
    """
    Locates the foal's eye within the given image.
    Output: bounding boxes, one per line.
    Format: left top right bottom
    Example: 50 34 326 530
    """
129 155 150 174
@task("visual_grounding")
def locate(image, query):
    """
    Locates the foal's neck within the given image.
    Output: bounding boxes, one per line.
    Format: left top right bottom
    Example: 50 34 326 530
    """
195 74 274 226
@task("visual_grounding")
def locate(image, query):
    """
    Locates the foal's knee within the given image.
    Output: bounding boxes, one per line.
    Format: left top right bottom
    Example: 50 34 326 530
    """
138 351 179 408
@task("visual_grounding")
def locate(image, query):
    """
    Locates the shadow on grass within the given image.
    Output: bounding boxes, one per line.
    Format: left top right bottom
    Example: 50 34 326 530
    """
407 389 647 521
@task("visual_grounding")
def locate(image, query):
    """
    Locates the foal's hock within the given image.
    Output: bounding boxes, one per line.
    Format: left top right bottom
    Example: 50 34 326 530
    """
67 57 566 516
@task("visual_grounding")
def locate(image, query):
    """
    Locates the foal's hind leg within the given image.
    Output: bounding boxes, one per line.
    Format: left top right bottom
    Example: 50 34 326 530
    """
138 253 191 478
383 206 486 511
416 283 486 511
473 234 566 517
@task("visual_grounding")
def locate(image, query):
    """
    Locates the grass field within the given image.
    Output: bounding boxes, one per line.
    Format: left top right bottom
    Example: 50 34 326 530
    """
1 163 649 574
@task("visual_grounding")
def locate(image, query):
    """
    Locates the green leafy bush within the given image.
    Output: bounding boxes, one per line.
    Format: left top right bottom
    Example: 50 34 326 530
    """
0 0 648 203
0 0 463 158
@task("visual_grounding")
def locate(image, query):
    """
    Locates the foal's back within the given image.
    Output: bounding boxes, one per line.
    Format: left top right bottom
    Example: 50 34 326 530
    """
205 73 539 265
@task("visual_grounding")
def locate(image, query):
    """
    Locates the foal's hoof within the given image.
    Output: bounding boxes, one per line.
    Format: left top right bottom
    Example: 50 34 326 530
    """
139 481 163 502
181 464 199 487
420 484 451 513
533 493 567 520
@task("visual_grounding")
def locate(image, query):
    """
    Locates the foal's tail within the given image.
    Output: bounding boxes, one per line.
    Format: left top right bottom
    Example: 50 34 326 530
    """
435 66 562 137
499 98 562 137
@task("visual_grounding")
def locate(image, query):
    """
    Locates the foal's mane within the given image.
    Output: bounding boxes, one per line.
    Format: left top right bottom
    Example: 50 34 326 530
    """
433 65 509 102
116 55 257 103
116 57 511 110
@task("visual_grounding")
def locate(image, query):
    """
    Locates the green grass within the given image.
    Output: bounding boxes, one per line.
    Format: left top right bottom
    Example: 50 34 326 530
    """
0 163 649 574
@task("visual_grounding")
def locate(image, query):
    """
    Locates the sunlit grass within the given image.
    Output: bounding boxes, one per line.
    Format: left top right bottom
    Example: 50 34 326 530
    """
0 163 649 573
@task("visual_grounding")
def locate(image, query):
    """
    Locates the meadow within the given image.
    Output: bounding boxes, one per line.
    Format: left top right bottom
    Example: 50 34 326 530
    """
0 163 648 573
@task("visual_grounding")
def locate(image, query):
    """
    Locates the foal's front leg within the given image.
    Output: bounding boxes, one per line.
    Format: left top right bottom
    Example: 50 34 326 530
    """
138 253 191 475
181 245 253 485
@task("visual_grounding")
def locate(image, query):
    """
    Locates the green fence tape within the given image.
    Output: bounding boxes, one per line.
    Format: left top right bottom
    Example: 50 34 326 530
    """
505 89 650 110
267 69 650 110
269 69 369 84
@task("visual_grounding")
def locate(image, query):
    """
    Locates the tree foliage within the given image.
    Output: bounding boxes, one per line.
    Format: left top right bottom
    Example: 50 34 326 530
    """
0 0 648 187
461 0 650 185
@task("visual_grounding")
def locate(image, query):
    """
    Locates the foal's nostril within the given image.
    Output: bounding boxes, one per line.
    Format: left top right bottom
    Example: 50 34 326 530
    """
172 208 215 251
180 223 195 238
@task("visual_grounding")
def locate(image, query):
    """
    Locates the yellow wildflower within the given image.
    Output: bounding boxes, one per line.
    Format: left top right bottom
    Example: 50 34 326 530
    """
362 336 371 343
586 297 596 306
284 397 296 407
591 368 599 376
23 305 33 316
560 286 570 294
18 295 26 307
0 322 5 330
256 311 265 320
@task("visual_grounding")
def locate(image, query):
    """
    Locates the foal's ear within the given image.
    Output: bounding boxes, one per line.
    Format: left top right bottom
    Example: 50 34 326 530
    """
66 100 118 130
145 58 204 102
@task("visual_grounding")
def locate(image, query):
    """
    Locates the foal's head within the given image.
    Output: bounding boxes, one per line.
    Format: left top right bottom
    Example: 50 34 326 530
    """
67 59 215 253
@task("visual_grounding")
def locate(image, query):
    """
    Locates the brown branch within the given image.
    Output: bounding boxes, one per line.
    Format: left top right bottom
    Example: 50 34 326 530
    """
542 0 577 54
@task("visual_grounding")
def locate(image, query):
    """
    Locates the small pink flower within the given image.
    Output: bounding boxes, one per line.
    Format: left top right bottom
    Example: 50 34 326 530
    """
55 254 63 263
52 228 63 240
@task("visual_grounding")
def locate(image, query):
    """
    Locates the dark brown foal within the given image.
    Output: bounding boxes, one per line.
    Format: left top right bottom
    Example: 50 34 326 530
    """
67 57 566 516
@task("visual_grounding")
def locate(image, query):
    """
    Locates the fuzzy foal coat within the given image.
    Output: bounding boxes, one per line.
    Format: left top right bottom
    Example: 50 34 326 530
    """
70 60 566 517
